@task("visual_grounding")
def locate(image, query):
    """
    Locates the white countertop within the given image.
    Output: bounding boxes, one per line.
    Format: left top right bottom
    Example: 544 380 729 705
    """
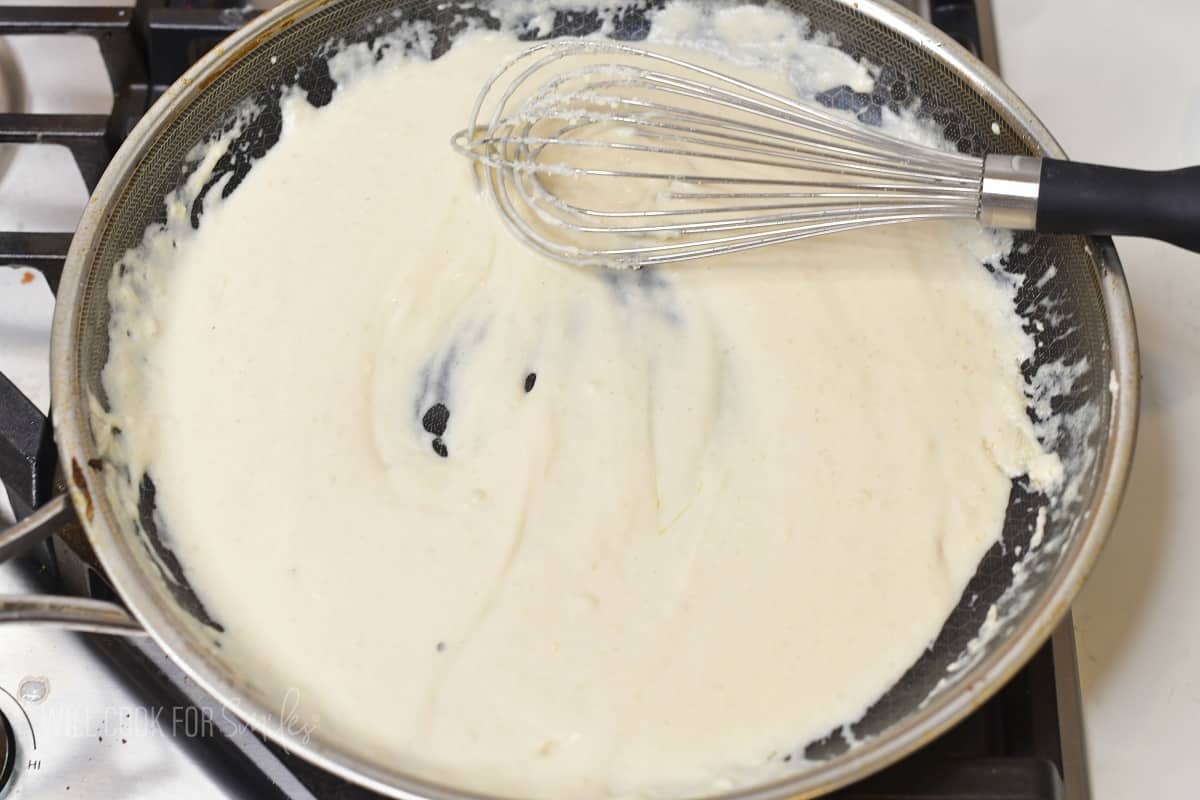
993 1 1200 796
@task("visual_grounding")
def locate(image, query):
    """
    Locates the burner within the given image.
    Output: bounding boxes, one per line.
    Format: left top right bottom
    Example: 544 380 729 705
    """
0 707 13 791
0 2 1086 798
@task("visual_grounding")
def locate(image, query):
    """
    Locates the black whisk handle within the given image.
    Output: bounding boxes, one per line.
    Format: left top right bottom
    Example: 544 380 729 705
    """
1036 158 1200 253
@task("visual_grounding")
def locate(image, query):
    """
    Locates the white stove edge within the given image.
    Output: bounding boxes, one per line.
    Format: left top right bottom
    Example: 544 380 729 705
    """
993 1 1200 798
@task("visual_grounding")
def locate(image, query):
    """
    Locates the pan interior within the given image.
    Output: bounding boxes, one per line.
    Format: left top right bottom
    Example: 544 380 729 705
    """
68 0 1115 795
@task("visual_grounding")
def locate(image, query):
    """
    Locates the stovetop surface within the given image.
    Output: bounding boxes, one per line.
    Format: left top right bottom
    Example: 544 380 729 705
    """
0 1 1081 798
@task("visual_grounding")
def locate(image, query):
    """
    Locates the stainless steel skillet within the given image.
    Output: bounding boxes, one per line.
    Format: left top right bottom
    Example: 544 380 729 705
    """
0 0 1138 797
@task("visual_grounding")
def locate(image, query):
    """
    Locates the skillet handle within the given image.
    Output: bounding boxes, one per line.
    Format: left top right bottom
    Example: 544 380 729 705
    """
1036 158 1200 253
1 363 144 636
0 495 145 636
0 594 143 635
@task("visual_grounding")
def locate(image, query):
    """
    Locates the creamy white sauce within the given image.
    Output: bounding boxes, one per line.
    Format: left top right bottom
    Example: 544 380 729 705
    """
100 6 1063 798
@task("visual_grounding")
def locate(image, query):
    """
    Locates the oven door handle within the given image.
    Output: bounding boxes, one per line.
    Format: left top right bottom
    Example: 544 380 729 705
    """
0 477 145 637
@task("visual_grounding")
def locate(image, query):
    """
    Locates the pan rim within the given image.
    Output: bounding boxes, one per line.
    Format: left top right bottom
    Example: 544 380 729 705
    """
49 0 1140 798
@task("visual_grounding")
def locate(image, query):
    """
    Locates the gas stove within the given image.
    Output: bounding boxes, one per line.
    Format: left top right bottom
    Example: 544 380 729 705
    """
0 2 1086 798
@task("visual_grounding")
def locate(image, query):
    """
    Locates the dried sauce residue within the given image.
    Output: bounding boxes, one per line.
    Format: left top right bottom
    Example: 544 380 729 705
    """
71 458 95 521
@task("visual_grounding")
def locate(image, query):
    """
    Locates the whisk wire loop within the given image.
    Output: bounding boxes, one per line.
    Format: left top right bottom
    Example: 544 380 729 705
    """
451 39 986 267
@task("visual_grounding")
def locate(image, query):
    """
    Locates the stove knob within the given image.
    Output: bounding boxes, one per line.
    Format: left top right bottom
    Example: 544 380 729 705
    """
0 709 12 790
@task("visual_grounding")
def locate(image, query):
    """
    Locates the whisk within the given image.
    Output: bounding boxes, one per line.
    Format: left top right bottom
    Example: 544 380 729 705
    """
451 39 1200 267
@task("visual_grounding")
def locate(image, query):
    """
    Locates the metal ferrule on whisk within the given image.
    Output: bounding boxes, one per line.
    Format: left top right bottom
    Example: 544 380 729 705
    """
979 154 1042 230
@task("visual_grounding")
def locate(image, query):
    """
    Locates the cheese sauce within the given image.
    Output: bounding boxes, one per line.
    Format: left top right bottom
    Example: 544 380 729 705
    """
101 6 1060 798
